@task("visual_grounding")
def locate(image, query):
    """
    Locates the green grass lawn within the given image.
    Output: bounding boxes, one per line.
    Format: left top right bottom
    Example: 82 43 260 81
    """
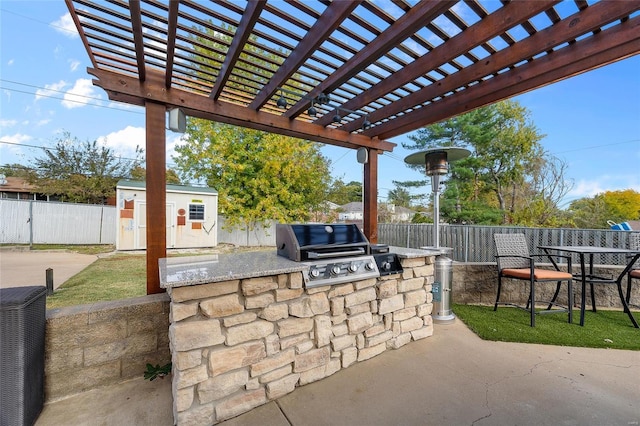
453 303 640 350
46 254 147 309
45 245 273 309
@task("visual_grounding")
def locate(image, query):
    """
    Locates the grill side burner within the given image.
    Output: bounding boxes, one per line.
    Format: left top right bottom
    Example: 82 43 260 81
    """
276 223 380 287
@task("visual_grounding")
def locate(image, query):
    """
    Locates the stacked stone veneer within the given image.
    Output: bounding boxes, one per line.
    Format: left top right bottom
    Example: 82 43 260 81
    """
167 255 435 425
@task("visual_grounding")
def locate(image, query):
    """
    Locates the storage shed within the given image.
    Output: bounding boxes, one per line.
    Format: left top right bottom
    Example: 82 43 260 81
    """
116 180 218 250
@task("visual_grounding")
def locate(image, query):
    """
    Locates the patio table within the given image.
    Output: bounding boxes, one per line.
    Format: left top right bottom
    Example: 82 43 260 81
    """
538 245 639 328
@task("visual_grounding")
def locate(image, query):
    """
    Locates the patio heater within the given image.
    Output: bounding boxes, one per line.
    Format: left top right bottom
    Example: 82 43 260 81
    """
405 147 470 323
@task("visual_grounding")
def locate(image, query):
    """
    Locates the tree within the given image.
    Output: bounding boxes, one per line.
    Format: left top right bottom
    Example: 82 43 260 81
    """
567 196 609 229
326 179 362 205
0 164 37 180
401 100 568 226
568 189 640 229
29 133 142 204
173 122 331 228
130 166 182 184
601 190 640 221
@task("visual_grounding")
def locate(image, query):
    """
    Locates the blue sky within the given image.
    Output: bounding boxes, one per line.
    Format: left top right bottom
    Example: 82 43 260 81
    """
1 2 639 208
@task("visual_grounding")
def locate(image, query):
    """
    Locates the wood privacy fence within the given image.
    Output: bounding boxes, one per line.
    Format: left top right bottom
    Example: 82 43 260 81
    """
378 223 639 266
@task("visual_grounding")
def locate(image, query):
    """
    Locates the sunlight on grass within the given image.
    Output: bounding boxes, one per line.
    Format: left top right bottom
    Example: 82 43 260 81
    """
453 304 640 350
46 254 147 309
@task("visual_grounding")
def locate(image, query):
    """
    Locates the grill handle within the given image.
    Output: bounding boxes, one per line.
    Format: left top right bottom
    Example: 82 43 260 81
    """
307 248 365 259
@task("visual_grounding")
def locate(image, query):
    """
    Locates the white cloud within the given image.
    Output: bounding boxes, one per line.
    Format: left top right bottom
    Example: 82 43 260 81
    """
98 126 145 159
7 59 14 66
97 127 184 167
68 59 81 72
166 133 184 162
36 119 52 127
568 174 640 200
0 133 32 158
51 13 78 38
61 78 99 109
35 80 67 101
1 133 31 144
0 119 18 128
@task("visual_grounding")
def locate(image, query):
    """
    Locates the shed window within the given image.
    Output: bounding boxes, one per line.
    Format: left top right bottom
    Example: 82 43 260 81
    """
189 203 205 221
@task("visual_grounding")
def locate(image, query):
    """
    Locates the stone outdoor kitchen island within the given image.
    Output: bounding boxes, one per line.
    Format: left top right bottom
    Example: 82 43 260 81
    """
160 247 438 425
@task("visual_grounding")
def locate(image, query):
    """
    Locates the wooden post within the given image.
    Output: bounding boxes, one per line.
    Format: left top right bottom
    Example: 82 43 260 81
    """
363 148 378 244
46 268 54 295
146 101 166 294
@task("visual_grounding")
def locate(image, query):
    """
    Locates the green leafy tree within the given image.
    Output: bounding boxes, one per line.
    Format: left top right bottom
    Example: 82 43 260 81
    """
568 189 640 229
173 122 331 228
401 100 566 225
327 179 362 205
567 196 609 229
0 164 37 180
601 190 640 221
387 185 412 208
29 133 142 204
130 166 182 184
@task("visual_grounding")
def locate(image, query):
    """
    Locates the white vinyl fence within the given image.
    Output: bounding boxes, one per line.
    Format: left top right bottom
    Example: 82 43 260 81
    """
0 199 277 247
0 199 116 245
217 216 276 246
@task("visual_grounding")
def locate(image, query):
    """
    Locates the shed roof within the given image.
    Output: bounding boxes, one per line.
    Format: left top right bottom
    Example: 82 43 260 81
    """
116 179 218 195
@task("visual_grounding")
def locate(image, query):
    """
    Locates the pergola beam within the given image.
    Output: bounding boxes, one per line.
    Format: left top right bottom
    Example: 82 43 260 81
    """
356 0 639 136
330 0 559 130
164 0 179 88
285 0 456 120
371 15 640 140
249 0 360 110
128 0 146 82
88 67 396 152
209 0 265 100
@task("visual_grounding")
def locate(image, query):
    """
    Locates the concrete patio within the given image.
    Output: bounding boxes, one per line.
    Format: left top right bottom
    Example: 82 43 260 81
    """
36 320 640 426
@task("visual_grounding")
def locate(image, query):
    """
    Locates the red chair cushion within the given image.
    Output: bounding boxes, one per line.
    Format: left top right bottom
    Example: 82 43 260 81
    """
502 268 572 280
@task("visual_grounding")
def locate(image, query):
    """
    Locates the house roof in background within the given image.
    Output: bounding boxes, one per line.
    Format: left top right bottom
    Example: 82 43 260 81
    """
0 176 36 193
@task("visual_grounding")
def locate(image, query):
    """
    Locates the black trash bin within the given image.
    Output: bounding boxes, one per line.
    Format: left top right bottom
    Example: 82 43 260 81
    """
0 286 47 426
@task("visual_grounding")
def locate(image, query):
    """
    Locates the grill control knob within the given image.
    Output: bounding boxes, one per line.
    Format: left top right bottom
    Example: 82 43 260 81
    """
309 268 320 278
381 261 392 271
348 263 358 273
330 265 341 276
365 261 376 271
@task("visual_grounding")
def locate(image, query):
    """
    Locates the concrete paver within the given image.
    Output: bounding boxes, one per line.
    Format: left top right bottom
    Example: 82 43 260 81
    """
36 320 640 426
0 249 98 289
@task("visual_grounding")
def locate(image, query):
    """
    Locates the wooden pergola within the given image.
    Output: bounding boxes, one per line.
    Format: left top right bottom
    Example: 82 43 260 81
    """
65 0 640 294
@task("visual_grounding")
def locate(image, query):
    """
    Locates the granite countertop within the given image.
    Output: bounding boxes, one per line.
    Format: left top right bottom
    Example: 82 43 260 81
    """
159 247 438 288
389 246 441 258
159 251 306 289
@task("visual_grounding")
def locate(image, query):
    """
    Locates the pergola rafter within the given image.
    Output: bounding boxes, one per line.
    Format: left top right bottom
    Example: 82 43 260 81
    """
64 0 640 294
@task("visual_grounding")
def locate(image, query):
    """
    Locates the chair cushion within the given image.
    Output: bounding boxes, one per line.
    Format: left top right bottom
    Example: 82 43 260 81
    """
502 268 572 280
630 269 640 279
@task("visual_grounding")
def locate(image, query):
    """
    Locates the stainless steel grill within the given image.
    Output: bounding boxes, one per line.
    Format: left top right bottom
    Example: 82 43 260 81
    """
276 223 380 288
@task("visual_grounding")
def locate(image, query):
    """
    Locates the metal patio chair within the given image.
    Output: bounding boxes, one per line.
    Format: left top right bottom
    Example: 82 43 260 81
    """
626 233 640 310
493 233 573 327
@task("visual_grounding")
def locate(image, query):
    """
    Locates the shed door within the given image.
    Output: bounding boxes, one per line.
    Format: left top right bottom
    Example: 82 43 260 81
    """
134 202 175 249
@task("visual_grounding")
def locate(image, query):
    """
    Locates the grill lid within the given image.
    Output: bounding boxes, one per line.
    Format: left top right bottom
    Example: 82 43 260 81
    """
276 223 370 261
